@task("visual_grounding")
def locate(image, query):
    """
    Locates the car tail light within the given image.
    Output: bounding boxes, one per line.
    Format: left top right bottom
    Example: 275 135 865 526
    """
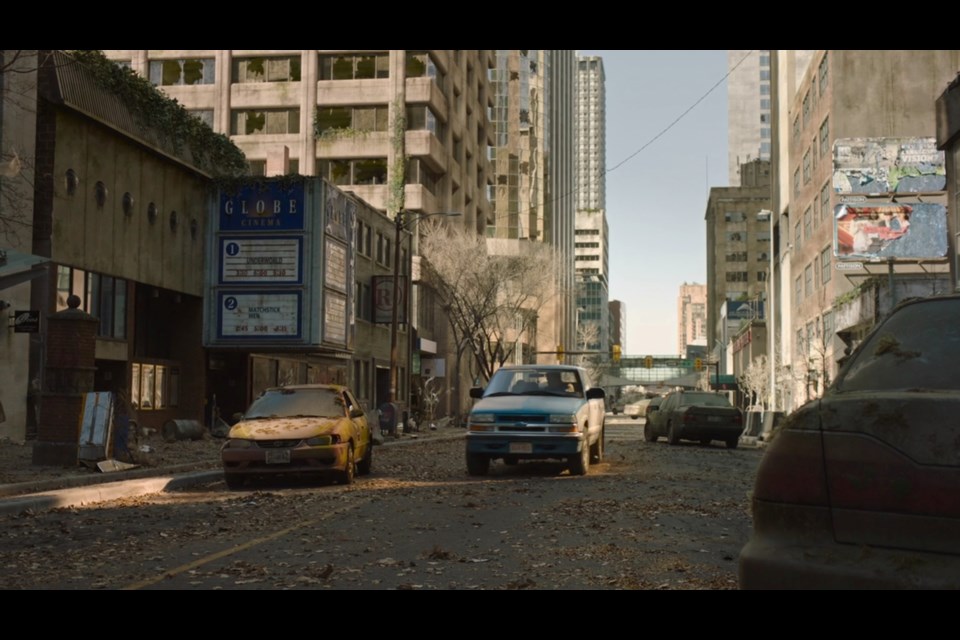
752 406 829 507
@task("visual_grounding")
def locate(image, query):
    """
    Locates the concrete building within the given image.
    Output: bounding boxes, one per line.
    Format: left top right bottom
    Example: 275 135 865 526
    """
102 49 497 417
574 55 609 354
677 283 706 357
487 50 577 363
608 299 625 354
780 51 958 409
704 159 773 362
728 50 772 186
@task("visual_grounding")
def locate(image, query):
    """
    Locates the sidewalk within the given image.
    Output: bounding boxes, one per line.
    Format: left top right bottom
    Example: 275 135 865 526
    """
0 424 465 516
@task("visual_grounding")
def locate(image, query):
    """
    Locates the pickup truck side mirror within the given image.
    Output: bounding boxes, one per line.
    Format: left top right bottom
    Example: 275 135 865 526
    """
469 387 484 399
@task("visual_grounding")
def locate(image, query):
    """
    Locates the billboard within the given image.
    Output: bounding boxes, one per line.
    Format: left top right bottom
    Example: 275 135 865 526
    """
833 137 945 194
834 202 948 261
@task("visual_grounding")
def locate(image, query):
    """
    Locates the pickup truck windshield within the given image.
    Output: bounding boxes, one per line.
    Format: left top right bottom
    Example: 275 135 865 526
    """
485 368 584 397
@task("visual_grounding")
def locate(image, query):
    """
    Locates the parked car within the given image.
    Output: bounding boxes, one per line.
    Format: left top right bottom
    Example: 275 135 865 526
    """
643 395 664 425
740 294 960 589
644 390 743 448
220 384 373 489
465 364 606 476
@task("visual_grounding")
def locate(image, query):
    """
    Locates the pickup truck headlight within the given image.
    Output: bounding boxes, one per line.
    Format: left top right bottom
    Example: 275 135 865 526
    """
548 414 580 433
468 413 496 432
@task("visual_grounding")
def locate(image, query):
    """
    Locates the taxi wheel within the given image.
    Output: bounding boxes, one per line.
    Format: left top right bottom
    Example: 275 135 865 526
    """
357 442 373 476
339 445 356 485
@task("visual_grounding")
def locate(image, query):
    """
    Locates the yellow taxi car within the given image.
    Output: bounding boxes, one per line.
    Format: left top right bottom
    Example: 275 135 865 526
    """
221 384 373 489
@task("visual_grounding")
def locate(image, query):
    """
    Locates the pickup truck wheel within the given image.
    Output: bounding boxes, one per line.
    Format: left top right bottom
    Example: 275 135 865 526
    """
590 428 604 463
466 453 490 476
667 421 680 445
569 440 590 476
643 423 657 443
725 437 739 449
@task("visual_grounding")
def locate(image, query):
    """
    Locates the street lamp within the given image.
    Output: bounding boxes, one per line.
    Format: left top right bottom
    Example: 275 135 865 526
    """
760 209 776 413
389 210 462 406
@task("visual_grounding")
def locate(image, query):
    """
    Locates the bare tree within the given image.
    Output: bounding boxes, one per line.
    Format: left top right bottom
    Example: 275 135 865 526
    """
419 220 560 386
1 50 42 246
738 355 770 410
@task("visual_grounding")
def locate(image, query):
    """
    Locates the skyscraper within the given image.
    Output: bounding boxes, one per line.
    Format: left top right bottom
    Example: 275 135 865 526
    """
574 55 609 353
727 50 771 186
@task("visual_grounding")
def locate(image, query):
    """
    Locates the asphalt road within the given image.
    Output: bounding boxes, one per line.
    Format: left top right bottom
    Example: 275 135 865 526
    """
0 416 763 590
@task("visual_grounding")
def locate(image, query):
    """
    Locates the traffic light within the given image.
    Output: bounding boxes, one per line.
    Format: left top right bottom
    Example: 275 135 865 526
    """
694 358 703 371
644 355 653 369
612 344 621 364
556 344 564 363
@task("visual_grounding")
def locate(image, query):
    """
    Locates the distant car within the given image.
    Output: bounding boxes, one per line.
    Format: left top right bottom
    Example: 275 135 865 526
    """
740 294 960 589
623 399 643 419
465 364 606 476
220 384 373 489
644 390 743 448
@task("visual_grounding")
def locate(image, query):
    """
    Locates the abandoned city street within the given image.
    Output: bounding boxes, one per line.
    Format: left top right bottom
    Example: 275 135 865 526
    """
0 418 763 590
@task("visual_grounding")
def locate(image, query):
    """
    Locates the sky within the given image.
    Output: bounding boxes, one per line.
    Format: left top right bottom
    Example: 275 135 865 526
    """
579 50 730 357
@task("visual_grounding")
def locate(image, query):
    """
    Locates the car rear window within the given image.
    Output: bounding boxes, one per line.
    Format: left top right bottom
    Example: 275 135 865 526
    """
835 297 960 392
244 388 345 418
680 393 731 407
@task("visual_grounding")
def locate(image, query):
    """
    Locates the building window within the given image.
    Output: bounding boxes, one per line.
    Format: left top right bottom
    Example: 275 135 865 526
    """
406 158 441 194
231 109 301 135
725 251 748 262
795 276 802 306
793 116 800 141
316 158 388 187
805 263 813 297
794 221 802 251
804 206 812 240
823 310 835 339
726 272 749 282
821 182 832 222
724 211 746 223
316 105 389 136
407 105 446 139
56 266 127 339
819 53 829 95
726 231 746 243
793 168 800 198
819 117 830 157
757 271 768 282
232 56 302 83
149 58 215 86
803 148 811 184
802 91 811 128
821 246 832 284
319 53 389 80
130 362 180 411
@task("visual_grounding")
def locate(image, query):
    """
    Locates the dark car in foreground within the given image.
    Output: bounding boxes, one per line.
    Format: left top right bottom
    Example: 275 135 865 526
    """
739 294 960 589
221 384 373 489
465 365 606 476
645 390 743 448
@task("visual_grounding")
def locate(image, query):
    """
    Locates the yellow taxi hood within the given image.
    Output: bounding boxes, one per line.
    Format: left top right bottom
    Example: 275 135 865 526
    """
228 417 343 440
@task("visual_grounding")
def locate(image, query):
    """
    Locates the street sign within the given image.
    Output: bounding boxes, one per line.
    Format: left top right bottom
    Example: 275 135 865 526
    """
836 262 863 271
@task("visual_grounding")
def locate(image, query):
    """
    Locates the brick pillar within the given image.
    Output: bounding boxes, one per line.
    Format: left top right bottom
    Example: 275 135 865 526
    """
32 294 99 466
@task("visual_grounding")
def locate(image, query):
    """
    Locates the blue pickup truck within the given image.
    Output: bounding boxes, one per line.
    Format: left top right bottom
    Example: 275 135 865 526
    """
465 364 606 476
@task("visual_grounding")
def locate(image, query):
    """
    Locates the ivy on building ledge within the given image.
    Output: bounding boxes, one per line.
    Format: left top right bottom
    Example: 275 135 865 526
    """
66 50 247 178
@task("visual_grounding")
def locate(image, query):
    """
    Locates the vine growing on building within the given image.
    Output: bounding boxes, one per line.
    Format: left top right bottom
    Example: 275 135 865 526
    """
388 98 406 216
65 50 247 177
